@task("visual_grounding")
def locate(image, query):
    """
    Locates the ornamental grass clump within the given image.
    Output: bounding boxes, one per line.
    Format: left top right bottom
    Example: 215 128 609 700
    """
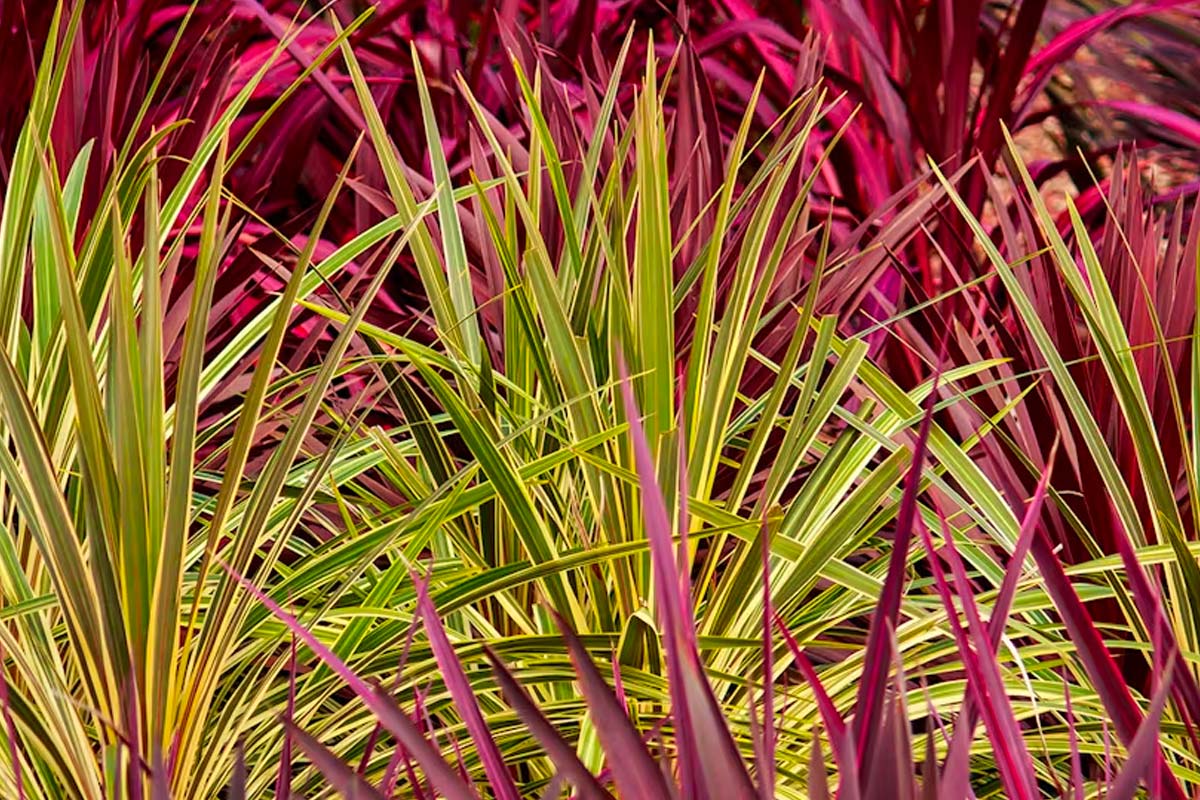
0 2 1197 798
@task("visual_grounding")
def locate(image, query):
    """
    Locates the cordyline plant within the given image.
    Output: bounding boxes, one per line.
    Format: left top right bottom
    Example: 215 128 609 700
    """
0 3 1198 800
4 0 1199 361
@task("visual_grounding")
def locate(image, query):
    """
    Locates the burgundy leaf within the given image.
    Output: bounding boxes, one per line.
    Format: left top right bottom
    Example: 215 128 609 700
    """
483 646 615 800
410 569 520 800
552 610 674 799
617 357 756 798
1106 662 1175 800
921 515 1039 800
1026 533 1187 799
283 719 387 800
851 363 938 776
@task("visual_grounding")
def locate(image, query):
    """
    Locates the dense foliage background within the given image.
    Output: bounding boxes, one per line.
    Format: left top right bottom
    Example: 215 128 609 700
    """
0 0 1199 797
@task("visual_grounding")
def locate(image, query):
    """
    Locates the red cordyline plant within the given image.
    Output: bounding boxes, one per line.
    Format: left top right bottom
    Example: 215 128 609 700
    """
3 0 1198 339
902 127 1200 777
